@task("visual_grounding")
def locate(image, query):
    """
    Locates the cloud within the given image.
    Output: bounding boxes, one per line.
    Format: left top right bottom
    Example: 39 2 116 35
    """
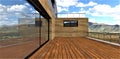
88 4 120 20
89 18 97 23
88 4 112 15
0 4 7 13
77 1 97 7
0 3 36 13
56 1 97 8
56 0 78 12
0 3 37 26
0 14 8 20
56 1 97 12
0 19 18 26
7 5 27 12
57 6 68 12
31 10 39 13
64 1 120 25
88 1 98 6
56 0 78 7
24 3 30 6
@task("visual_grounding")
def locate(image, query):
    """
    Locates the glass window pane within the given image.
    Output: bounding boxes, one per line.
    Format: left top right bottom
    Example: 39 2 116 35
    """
64 20 78 27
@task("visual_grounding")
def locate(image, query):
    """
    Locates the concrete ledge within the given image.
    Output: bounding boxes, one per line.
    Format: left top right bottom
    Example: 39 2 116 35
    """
87 37 120 47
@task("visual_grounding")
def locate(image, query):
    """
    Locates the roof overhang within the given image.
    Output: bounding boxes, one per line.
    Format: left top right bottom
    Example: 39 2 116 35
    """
27 0 51 19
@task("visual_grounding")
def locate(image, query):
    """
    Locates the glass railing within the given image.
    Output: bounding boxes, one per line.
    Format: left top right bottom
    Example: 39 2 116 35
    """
88 32 120 44
57 13 86 18
0 13 49 58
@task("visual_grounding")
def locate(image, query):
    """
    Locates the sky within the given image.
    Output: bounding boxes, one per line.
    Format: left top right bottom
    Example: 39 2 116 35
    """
0 0 120 26
56 0 120 25
0 0 37 26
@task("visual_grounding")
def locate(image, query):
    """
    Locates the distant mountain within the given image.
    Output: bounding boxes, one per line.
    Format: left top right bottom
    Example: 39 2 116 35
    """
0 22 120 33
0 25 18 33
89 22 120 33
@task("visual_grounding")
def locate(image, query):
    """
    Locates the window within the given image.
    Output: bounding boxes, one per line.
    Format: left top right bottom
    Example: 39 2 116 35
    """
64 20 78 27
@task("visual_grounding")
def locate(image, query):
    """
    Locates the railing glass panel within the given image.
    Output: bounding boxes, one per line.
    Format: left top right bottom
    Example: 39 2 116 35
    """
57 13 86 18
88 32 120 44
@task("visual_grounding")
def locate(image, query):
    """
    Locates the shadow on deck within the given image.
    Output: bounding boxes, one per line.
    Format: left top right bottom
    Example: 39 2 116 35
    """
29 37 120 59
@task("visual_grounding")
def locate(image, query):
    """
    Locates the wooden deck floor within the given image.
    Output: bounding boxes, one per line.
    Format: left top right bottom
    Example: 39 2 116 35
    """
29 37 120 59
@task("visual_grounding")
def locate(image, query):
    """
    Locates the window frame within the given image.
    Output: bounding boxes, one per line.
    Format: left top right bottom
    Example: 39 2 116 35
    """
35 20 42 27
63 20 78 27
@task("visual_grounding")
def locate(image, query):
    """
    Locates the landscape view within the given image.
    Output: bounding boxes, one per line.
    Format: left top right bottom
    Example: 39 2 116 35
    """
0 0 120 46
0 21 120 46
89 22 120 33
88 22 120 43
0 0 120 58
0 20 37 47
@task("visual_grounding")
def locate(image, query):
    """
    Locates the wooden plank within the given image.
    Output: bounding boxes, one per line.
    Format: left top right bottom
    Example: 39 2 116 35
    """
67 38 77 59
29 37 120 59
64 39 72 59
61 39 67 58
52 39 59 59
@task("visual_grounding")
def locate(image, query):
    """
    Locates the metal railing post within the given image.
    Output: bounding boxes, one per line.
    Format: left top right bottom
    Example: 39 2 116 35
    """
119 34 120 44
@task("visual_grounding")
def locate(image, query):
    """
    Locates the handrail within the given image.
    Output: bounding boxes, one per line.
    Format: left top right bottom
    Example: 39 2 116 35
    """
88 32 120 44
57 13 86 18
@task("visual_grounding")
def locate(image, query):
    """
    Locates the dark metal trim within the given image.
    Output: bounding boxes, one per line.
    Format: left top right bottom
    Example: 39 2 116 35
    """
48 19 50 41
63 20 78 27
27 0 51 19
24 39 49 59
24 15 50 59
